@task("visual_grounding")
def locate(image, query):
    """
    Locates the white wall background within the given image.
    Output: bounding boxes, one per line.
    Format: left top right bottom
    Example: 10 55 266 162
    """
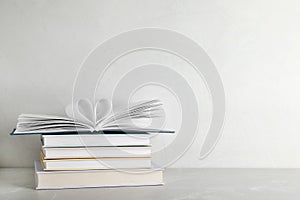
1 0 300 168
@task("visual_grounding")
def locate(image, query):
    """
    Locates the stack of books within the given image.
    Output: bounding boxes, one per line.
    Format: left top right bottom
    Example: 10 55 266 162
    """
12 99 173 189
34 133 163 189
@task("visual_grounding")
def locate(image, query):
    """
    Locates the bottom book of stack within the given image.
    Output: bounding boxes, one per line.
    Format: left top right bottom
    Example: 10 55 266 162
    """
34 161 164 189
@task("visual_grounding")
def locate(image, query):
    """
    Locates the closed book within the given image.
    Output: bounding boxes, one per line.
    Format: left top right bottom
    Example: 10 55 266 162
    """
41 134 150 147
42 146 151 159
41 153 152 170
34 161 164 189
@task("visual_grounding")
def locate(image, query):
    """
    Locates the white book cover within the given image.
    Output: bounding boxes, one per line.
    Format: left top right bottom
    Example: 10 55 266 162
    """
41 155 152 170
41 134 151 147
42 146 151 159
34 161 164 190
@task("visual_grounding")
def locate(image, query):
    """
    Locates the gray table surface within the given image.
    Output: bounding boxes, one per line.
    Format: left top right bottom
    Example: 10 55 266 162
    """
1 168 300 200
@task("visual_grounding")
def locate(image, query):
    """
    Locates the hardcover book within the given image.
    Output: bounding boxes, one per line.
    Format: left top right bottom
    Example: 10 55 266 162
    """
12 99 174 135
41 134 151 147
35 160 163 189
42 146 151 159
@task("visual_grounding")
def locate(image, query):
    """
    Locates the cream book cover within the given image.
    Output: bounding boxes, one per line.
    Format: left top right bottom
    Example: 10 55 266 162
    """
35 161 164 189
40 152 152 171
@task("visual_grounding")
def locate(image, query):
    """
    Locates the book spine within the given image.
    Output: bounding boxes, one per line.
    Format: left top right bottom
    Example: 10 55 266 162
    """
40 135 44 146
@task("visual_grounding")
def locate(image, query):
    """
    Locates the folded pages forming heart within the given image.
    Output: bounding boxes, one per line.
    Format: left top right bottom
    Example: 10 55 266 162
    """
65 98 112 128
15 99 174 134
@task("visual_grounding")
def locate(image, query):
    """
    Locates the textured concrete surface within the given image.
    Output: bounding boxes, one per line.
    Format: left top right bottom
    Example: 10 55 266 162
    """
1 168 300 200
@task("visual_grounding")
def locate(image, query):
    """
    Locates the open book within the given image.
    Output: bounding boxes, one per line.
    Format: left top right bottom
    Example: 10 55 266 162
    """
12 99 174 135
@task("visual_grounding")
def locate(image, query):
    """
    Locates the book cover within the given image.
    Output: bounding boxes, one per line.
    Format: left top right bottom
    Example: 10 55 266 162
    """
35 160 164 189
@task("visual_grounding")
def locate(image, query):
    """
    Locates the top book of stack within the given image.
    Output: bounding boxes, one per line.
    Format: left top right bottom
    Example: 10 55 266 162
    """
11 99 174 135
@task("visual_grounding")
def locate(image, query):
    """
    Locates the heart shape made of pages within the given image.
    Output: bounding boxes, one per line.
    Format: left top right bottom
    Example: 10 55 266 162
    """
65 98 112 127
